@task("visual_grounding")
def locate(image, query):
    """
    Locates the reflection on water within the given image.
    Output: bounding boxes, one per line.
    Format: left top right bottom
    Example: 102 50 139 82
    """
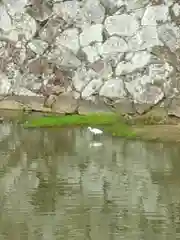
0 123 180 239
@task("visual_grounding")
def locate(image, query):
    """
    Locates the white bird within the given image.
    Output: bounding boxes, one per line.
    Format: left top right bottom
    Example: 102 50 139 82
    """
87 127 103 135
89 142 103 148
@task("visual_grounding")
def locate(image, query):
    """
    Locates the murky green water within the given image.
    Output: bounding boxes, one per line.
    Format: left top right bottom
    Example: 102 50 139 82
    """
0 123 180 239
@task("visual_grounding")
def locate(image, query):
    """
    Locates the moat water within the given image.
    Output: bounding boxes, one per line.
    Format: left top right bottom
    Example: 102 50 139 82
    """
0 123 179 239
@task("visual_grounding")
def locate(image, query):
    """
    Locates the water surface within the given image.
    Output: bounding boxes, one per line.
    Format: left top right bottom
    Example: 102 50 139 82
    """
0 123 179 239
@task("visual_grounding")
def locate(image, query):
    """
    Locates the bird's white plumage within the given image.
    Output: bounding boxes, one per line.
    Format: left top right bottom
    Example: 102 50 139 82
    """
89 142 103 147
87 127 103 135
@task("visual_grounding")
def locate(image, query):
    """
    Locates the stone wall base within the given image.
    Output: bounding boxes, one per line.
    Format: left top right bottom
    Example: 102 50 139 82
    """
0 94 113 115
0 95 180 126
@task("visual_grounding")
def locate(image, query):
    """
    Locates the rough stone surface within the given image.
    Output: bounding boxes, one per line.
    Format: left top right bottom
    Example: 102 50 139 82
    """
72 67 99 93
55 28 80 54
128 26 163 51
99 78 127 99
52 93 78 114
114 99 135 115
79 24 103 47
90 60 113 79
142 5 169 26
0 99 25 111
116 51 152 76
81 78 103 100
125 74 164 107
78 99 112 115
168 97 180 118
82 45 100 63
104 14 140 37
0 0 179 116
99 36 128 56
27 39 48 55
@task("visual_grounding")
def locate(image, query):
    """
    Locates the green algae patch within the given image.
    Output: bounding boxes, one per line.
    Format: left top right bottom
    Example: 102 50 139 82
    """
21 113 180 142
23 113 137 138
24 113 118 127
103 123 137 139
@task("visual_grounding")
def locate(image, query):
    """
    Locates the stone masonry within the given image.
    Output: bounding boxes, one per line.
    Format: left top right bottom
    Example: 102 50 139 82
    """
0 0 180 116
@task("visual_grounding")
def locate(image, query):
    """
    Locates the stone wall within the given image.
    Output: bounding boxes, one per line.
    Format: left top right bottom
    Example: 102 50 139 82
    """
1 0 180 116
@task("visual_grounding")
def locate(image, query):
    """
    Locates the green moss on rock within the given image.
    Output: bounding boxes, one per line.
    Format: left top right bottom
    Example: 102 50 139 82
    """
24 113 117 127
